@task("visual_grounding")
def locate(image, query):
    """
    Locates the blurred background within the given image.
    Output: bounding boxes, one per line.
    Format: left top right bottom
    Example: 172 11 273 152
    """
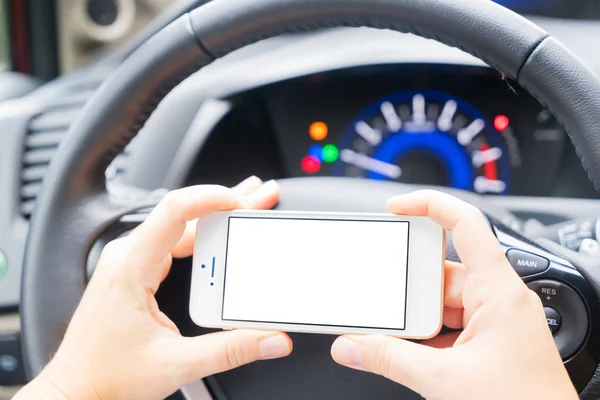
0 0 177 80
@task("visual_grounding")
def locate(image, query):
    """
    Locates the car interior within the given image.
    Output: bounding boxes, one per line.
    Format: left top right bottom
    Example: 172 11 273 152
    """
2 0 600 399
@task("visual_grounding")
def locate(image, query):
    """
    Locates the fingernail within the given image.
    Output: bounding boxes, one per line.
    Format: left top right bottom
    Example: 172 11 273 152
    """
236 176 261 189
331 337 363 368
259 334 290 360
262 179 279 191
386 195 403 205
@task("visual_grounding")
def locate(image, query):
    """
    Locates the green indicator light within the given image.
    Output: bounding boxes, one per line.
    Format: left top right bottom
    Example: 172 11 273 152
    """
322 144 339 163
0 250 6 280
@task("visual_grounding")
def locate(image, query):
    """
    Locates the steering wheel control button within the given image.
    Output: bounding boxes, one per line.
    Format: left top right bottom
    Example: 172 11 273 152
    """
558 220 597 251
527 280 589 359
506 249 549 277
579 238 600 257
0 334 26 386
0 250 6 280
0 355 17 372
544 306 562 335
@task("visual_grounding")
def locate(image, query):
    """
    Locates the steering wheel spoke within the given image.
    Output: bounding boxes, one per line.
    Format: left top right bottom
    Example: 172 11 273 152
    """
83 183 169 279
85 207 152 280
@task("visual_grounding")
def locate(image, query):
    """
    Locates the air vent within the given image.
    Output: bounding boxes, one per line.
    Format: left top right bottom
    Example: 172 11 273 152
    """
20 85 135 219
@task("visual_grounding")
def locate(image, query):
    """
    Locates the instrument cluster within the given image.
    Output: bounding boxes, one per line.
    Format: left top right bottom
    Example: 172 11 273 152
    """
262 64 580 197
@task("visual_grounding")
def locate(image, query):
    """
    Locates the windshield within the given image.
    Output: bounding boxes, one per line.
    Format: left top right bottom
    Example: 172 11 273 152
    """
0 0 9 71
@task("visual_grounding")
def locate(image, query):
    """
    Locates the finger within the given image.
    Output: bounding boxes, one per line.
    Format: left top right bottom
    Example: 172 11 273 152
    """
231 175 263 195
444 261 466 309
172 176 263 258
170 330 292 384
92 236 172 290
129 185 243 266
331 335 441 397
171 221 200 259
170 180 280 258
443 307 463 329
242 179 280 209
387 190 516 284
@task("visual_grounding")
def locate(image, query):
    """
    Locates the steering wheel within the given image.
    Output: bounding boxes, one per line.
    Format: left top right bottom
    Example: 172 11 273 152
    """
21 0 600 398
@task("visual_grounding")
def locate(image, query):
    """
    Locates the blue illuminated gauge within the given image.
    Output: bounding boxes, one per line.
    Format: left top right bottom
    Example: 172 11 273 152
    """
334 90 511 194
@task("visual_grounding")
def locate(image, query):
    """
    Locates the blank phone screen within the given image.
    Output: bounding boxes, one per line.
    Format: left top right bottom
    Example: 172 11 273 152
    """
222 217 410 330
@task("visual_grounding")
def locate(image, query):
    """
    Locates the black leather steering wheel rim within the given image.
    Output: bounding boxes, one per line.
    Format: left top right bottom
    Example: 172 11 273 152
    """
21 0 600 388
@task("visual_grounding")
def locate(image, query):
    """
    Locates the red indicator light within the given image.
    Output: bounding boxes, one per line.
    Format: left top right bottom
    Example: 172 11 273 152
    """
494 115 510 131
301 155 321 174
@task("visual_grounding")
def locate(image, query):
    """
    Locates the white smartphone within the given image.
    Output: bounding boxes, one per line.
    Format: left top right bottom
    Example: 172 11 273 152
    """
189 210 445 339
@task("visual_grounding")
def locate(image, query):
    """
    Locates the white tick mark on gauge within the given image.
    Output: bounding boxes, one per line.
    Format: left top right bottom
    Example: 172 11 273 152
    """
340 149 401 179
355 121 382 146
457 119 485 145
471 147 503 168
474 176 506 194
437 100 457 132
380 101 402 132
412 94 426 125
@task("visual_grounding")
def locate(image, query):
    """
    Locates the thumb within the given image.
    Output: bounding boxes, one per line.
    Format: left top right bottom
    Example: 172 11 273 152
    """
170 330 292 384
331 335 441 396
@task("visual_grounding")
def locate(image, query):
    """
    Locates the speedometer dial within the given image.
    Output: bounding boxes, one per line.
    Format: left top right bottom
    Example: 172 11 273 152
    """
333 90 511 194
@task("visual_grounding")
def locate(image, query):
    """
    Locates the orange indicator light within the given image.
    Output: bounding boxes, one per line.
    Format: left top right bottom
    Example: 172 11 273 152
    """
309 121 328 141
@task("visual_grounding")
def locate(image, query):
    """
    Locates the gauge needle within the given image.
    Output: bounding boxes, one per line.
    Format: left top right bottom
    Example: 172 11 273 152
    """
340 149 401 179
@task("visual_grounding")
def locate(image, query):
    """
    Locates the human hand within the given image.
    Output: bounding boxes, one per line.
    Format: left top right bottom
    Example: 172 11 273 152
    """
331 190 578 400
16 177 292 400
